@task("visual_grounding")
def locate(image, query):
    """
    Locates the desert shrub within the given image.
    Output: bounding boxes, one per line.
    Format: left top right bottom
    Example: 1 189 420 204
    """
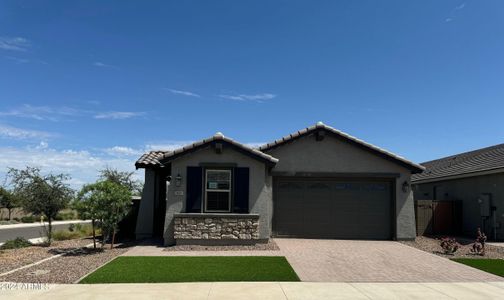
0 237 32 250
471 228 487 256
20 215 37 223
55 211 76 221
52 229 82 241
0 220 19 225
440 237 460 254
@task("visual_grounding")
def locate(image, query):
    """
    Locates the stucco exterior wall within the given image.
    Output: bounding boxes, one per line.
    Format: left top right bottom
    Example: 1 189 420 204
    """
265 133 416 240
163 146 272 245
135 168 156 239
413 173 504 240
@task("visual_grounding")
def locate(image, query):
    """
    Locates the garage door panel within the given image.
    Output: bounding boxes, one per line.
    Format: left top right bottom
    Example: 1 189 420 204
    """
273 178 392 240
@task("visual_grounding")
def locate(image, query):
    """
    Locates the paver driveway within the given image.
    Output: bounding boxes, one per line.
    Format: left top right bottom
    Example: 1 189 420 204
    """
274 238 504 282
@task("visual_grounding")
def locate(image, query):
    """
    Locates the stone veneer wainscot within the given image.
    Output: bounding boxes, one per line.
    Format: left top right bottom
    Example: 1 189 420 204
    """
174 213 260 240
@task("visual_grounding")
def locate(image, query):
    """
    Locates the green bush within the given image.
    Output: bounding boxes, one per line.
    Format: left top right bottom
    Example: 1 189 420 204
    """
20 215 37 223
0 237 32 250
52 229 82 241
55 211 76 221
0 220 19 225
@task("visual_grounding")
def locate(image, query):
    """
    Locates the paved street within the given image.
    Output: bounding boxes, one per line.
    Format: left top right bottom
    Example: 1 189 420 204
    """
0 221 91 243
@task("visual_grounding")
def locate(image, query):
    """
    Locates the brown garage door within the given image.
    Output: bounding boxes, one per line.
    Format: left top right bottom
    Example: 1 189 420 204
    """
273 178 393 240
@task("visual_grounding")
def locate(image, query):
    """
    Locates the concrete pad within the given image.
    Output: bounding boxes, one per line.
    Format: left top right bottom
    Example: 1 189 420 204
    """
208 282 286 300
281 282 368 300
422 282 504 299
488 281 504 289
122 245 282 257
6 283 212 300
351 282 453 300
2 282 504 300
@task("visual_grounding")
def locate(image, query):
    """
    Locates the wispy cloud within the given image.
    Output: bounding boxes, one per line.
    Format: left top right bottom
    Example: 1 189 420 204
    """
0 104 86 121
218 93 276 103
0 124 54 140
0 104 146 121
0 36 30 52
445 2 466 22
4 56 30 64
94 111 145 120
164 88 201 98
93 62 118 69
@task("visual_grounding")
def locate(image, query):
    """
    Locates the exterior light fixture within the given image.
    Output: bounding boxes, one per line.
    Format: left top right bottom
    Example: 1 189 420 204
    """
175 174 182 187
402 181 410 193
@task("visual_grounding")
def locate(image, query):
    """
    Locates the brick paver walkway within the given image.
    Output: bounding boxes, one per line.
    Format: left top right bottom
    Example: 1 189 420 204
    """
275 238 504 282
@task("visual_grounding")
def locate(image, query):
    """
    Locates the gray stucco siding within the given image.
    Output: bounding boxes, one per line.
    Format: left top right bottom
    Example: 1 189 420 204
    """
163 145 272 245
135 168 156 239
265 133 417 240
413 173 504 240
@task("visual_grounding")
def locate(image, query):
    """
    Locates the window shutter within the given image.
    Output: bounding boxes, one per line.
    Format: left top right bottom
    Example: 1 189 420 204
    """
186 167 203 213
233 167 249 213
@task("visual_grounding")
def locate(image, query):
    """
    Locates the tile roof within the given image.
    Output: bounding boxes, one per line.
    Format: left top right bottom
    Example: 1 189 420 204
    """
412 143 504 183
259 122 425 173
135 132 278 168
135 151 166 168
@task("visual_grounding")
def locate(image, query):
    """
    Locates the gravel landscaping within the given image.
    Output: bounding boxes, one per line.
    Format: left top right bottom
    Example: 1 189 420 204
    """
0 243 133 283
400 236 504 259
164 239 279 252
0 239 92 274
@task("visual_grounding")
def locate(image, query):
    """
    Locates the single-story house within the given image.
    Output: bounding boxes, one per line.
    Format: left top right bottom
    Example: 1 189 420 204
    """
135 122 424 245
412 143 504 241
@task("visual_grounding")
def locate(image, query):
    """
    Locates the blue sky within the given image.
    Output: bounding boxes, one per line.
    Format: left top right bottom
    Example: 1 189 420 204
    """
0 1 503 187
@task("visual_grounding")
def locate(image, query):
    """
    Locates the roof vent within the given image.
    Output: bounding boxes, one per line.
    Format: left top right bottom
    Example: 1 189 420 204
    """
316 121 325 126
214 132 224 138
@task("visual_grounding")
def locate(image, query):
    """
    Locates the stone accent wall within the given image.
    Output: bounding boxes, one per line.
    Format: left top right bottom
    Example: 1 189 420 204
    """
174 214 260 240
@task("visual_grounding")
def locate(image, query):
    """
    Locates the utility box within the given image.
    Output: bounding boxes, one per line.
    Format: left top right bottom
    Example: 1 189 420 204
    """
479 194 492 217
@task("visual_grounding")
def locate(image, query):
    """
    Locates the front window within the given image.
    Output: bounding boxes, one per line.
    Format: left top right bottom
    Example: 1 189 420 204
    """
205 169 231 212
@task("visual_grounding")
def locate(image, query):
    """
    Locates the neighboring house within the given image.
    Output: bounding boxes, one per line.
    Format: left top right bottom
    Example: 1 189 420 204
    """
412 143 504 241
135 122 424 245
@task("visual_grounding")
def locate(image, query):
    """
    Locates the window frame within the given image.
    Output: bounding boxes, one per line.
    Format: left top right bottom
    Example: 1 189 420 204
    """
204 169 232 213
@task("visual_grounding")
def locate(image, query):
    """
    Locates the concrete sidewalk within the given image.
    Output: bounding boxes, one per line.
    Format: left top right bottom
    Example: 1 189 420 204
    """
2 282 504 299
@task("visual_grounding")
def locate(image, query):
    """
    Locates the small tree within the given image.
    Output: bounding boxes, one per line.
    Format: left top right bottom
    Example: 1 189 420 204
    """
7 167 73 245
76 180 131 249
0 187 19 220
99 167 143 195
74 186 102 249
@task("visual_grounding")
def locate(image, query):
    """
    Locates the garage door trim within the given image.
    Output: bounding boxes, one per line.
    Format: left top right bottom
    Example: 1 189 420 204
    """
272 176 397 240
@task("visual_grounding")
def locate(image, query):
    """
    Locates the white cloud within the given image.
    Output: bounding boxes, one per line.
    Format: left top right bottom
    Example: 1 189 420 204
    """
4 56 30 64
0 104 146 121
0 37 30 52
104 146 143 157
164 88 201 98
0 104 86 121
93 62 118 69
218 93 276 103
94 111 146 120
0 124 54 140
445 2 466 22
0 145 141 189
455 3 466 10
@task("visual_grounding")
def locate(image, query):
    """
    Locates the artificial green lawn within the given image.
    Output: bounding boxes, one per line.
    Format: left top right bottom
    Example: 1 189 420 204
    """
452 259 504 277
79 256 300 283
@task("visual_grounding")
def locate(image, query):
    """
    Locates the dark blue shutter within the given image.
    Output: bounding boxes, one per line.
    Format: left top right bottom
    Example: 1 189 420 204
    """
233 167 249 213
186 167 202 213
